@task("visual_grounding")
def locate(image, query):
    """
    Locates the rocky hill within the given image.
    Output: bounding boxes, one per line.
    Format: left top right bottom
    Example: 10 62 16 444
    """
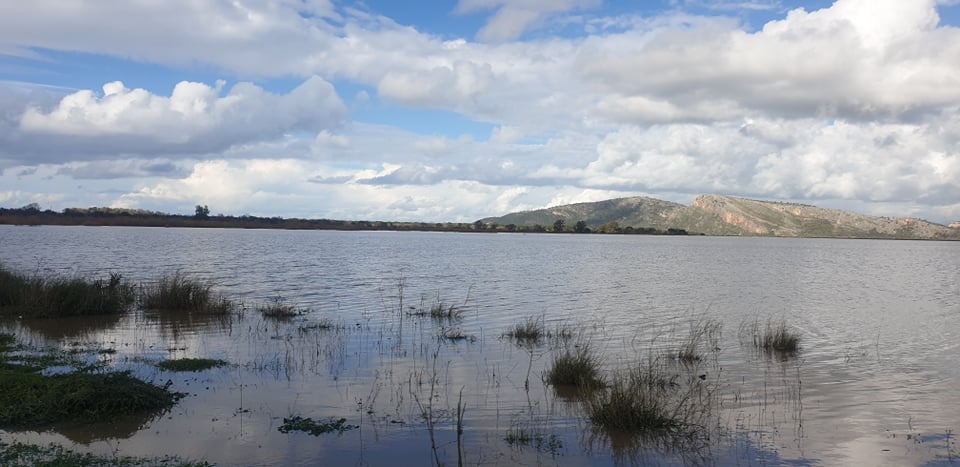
480 194 960 240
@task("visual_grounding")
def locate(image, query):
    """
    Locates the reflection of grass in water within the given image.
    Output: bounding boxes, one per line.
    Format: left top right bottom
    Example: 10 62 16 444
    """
0 442 212 466
0 264 134 318
156 358 229 372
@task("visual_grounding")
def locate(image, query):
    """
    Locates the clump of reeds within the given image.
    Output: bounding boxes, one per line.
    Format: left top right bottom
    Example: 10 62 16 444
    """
586 355 716 434
140 272 233 314
546 344 604 389
742 318 801 353
256 295 304 320
0 265 134 318
676 318 722 363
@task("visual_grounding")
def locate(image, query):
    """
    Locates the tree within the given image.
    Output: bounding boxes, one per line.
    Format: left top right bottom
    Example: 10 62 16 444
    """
195 205 210 219
574 220 590 233
553 219 565 233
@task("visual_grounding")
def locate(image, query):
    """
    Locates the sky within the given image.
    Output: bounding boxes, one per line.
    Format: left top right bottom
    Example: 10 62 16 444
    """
1 0 959 224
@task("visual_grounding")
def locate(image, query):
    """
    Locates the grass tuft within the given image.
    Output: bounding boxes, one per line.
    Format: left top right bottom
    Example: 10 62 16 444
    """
546 344 604 388
140 272 233 314
742 318 801 354
676 318 722 363
586 355 716 434
503 315 546 343
156 358 229 372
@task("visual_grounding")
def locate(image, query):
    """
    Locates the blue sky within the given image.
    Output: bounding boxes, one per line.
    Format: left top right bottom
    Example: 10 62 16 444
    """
2 0 960 224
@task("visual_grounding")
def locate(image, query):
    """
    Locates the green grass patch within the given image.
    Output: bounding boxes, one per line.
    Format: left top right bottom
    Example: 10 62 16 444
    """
0 265 134 318
0 334 182 428
278 416 357 436
140 272 233 314
0 368 181 428
156 358 229 372
0 442 211 467
546 344 604 388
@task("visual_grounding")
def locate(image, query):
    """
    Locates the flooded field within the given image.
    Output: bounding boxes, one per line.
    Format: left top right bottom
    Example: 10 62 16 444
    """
1 225 958 466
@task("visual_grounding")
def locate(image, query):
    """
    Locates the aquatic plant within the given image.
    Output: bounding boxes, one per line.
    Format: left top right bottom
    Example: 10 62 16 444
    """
676 318 722 363
256 295 304 319
546 343 604 389
0 265 134 318
278 416 357 436
586 355 716 434
742 318 801 353
156 358 229 372
504 426 564 455
503 315 546 343
140 272 233 314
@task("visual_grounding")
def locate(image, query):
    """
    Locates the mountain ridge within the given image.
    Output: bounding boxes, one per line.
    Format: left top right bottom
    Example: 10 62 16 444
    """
480 194 960 240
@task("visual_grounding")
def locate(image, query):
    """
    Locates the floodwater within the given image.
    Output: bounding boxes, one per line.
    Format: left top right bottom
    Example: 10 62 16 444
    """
0 225 958 466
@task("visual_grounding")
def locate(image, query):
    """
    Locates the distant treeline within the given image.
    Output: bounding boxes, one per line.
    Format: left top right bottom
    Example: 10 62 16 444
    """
0 204 690 235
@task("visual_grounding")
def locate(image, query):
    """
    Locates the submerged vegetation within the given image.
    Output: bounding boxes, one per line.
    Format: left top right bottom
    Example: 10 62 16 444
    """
256 295 306 319
156 358 229 372
278 416 357 436
0 335 181 429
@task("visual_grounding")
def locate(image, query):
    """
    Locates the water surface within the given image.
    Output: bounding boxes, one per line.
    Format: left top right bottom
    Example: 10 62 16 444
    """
1 225 958 465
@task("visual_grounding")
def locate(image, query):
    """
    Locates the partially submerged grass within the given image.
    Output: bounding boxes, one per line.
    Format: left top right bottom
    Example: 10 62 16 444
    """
586 355 717 435
503 315 546 343
439 326 476 342
504 426 564 455
256 295 305 320
0 442 212 467
676 318 722 363
156 358 229 372
0 335 182 428
742 318 801 354
0 265 134 318
407 292 465 321
546 344 604 389
140 272 233 314
0 368 181 428
278 416 357 436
